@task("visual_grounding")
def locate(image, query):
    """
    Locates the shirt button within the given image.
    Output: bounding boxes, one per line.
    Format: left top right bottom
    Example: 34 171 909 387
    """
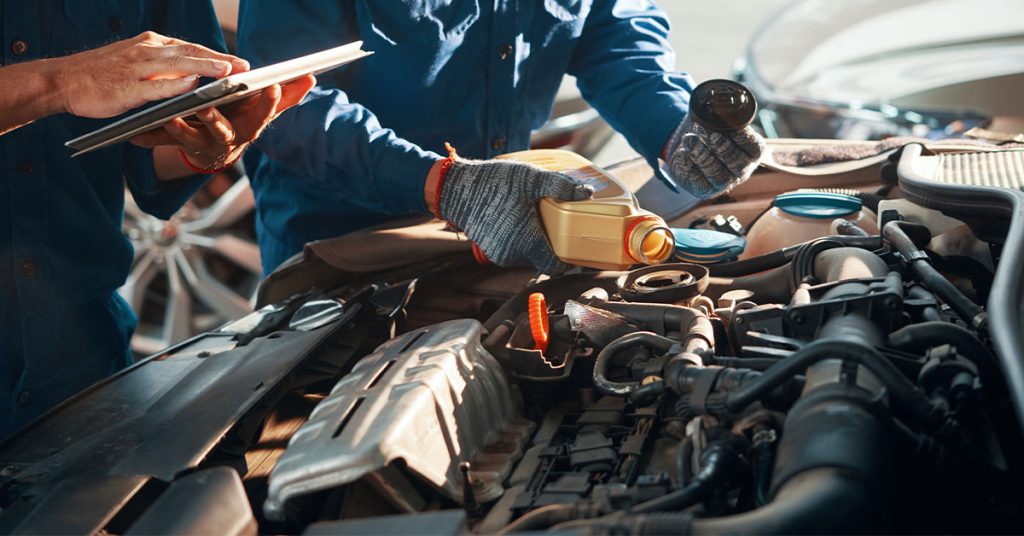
10 39 28 56
498 44 513 60
491 137 507 150
109 16 123 32
21 258 36 278
17 160 32 176
18 391 29 405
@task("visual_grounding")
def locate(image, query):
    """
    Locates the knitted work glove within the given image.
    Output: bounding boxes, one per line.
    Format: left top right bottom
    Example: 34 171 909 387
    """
665 114 766 199
437 154 593 274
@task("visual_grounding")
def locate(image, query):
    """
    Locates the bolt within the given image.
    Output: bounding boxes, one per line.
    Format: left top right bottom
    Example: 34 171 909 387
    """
790 312 804 325
197 350 211 358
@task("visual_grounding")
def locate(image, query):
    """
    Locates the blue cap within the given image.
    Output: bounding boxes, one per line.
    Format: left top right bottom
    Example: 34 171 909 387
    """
774 192 861 219
672 228 746 264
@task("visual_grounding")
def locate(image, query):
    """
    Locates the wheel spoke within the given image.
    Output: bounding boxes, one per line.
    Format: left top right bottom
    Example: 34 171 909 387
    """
174 250 252 319
185 233 263 275
119 249 159 313
163 251 194 347
180 176 254 233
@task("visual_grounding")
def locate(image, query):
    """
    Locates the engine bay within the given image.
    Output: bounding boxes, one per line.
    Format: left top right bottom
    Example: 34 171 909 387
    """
2 144 1024 534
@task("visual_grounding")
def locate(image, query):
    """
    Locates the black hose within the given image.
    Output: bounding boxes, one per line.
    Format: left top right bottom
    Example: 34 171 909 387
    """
724 338 920 413
631 442 743 514
889 321 998 387
751 434 776 507
907 285 942 322
709 356 782 371
593 332 676 397
675 435 694 485
883 221 988 331
708 236 881 278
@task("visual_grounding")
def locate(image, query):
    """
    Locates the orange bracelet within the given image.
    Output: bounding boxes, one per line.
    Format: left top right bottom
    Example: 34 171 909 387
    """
430 142 459 219
178 148 236 175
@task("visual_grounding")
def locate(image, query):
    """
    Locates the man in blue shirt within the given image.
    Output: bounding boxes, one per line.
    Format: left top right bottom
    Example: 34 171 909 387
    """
239 0 765 275
0 1 314 437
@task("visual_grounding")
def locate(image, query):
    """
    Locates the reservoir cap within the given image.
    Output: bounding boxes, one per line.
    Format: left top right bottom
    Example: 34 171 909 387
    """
672 228 746 264
775 192 861 219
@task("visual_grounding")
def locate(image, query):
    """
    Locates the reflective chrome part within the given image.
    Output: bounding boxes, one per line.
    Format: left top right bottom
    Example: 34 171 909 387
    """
264 319 533 520
289 299 347 332
120 177 260 355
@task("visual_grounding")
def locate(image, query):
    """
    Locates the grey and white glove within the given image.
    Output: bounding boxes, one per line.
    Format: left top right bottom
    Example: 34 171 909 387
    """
665 114 766 199
438 157 593 274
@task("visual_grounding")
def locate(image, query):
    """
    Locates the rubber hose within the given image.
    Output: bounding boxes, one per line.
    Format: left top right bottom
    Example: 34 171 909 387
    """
889 321 999 387
883 221 987 331
723 338 920 413
709 236 881 278
593 332 676 396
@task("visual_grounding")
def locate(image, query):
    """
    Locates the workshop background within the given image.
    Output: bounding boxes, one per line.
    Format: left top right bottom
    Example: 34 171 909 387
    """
124 0 1016 355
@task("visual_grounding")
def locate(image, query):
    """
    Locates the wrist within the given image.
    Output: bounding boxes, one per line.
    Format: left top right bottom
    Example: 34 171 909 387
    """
35 58 68 118
426 143 460 219
424 159 445 215
178 147 242 174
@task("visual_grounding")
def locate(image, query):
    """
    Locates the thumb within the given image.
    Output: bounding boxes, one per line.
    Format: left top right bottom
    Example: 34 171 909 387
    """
534 171 594 202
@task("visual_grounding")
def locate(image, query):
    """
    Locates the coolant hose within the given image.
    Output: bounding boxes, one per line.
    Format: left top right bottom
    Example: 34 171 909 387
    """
889 321 999 387
708 236 881 278
593 332 676 396
883 221 988 331
723 338 919 413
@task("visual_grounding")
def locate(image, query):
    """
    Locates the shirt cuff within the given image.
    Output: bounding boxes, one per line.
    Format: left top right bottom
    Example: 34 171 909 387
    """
124 148 209 220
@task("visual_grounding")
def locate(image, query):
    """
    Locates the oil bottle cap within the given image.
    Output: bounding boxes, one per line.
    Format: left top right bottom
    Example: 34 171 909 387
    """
672 228 746 264
690 79 757 132
775 192 861 219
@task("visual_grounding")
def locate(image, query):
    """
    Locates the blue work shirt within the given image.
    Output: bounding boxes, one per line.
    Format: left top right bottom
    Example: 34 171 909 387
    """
0 0 224 437
238 0 693 273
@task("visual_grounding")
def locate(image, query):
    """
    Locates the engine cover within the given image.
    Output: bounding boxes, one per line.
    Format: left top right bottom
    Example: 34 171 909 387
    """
264 319 533 519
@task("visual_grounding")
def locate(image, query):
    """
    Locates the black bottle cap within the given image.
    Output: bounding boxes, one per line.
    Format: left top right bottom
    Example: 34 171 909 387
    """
690 79 757 133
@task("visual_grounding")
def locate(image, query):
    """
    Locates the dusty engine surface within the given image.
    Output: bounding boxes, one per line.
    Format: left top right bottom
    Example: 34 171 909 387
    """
3 148 1024 535
259 192 1024 533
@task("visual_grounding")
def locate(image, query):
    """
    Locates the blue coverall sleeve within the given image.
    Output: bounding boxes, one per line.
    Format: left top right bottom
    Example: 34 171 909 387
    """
568 0 694 162
122 0 228 220
238 0 439 215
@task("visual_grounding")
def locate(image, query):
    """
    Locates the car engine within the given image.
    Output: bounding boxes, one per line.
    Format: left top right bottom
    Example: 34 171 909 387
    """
2 144 1023 534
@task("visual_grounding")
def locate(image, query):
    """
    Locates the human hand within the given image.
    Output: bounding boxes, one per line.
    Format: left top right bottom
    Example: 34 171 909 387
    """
664 114 765 199
434 150 594 274
55 31 250 119
129 75 316 171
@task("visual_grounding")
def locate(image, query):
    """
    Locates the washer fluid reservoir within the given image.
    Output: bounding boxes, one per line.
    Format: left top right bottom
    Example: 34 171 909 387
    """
497 149 674 271
742 191 878 259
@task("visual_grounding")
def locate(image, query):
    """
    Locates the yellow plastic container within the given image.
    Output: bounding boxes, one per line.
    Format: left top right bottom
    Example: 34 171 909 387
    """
497 149 674 271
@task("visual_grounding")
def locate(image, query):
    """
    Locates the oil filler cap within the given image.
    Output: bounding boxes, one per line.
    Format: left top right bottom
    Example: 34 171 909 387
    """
672 228 746 264
775 192 861 219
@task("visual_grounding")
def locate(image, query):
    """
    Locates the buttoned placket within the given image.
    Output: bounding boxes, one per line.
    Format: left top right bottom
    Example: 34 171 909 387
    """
3 5 52 412
485 0 517 158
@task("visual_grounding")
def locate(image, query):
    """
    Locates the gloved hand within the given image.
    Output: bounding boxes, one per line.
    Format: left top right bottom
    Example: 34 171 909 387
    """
665 114 766 199
436 154 593 274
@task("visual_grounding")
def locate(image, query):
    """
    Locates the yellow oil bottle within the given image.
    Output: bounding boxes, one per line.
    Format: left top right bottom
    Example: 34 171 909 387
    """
498 149 674 271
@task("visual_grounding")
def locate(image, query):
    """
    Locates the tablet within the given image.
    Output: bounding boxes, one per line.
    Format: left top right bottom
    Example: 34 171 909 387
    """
66 40 372 156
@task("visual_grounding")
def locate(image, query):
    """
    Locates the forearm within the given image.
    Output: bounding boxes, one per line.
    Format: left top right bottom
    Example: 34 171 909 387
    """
255 88 440 214
569 1 692 162
0 59 65 136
